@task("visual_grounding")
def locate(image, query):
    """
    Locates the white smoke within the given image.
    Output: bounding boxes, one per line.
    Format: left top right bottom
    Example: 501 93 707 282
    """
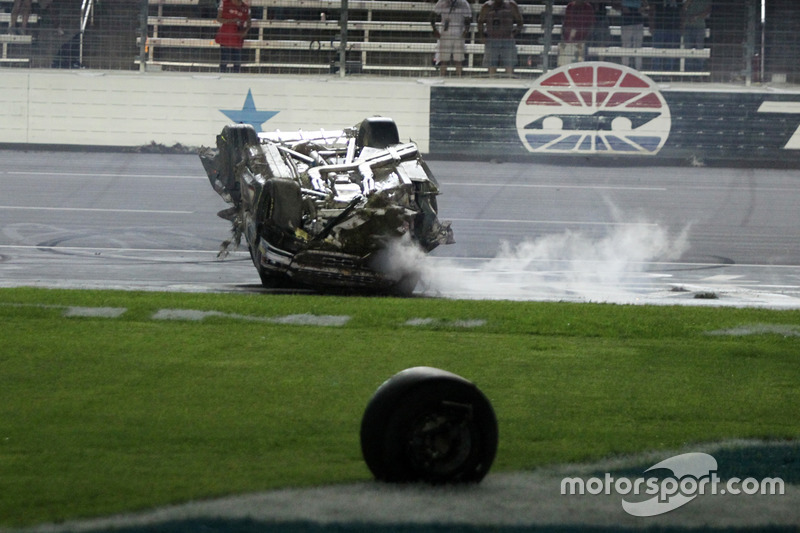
409 222 690 302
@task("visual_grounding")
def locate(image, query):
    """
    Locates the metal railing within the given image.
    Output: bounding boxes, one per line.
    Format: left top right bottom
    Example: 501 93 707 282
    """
79 0 96 67
1 0 797 85
138 0 713 79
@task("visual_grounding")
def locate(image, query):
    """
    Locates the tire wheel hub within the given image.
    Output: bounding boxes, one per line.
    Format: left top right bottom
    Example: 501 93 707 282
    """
406 406 473 477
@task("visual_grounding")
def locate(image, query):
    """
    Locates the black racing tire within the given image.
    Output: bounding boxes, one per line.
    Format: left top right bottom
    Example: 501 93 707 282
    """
360 367 498 484
356 117 400 149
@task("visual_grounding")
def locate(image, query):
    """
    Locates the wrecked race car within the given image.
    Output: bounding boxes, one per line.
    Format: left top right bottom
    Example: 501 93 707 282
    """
200 117 454 294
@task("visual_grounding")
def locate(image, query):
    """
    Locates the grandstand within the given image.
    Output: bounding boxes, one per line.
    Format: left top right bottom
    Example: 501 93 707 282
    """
141 0 714 78
1 0 797 84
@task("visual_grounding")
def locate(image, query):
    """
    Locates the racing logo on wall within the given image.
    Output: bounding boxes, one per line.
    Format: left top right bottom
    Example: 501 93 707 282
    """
516 62 671 155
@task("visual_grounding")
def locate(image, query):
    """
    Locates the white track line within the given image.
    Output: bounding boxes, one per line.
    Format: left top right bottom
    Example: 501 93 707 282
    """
0 206 193 214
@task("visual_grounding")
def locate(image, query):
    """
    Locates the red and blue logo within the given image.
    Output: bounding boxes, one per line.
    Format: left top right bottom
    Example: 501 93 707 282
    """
516 62 671 155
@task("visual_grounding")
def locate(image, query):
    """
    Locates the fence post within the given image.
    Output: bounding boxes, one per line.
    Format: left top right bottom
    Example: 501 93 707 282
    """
339 0 348 77
138 0 148 72
744 0 757 86
542 0 553 73
79 0 92 68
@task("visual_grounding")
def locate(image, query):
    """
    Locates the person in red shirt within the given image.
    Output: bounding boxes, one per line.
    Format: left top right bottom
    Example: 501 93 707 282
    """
216 0 251 73
559 0 594 64
563 0 595 43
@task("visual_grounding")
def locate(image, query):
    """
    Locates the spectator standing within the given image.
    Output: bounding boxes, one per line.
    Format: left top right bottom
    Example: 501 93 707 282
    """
614 0 647 70
8 0 33 34
649 0 682 72
477 0 523 77
589 1 613 56
216 0 251 73
681 0 710 71
559 0 594 65
431 0 473 76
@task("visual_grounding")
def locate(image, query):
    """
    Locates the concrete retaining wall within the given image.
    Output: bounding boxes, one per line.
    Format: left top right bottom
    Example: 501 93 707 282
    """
2 65 800 166
0 70 432 151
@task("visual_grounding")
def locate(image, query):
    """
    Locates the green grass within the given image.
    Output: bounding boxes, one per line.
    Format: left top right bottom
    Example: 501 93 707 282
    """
1 287 799 527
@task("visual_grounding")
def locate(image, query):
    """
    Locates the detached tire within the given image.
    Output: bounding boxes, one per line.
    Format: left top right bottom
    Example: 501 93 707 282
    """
360 367 498 484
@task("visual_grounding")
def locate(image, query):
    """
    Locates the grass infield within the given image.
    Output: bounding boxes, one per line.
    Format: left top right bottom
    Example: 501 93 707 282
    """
1 287 799 527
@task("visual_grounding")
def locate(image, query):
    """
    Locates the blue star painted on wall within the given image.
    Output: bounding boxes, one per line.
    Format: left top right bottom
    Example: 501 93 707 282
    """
219 89 278 132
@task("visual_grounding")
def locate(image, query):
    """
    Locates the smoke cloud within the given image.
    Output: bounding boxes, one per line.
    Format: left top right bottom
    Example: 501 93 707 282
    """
410 222 690 303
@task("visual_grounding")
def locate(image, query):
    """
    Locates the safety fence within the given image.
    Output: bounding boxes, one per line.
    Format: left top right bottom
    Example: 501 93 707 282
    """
141 0 713 79
0 0 797 85
1 0 142 69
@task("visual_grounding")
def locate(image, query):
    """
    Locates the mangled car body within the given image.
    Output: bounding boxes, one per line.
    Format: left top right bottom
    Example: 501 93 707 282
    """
200 117 454 293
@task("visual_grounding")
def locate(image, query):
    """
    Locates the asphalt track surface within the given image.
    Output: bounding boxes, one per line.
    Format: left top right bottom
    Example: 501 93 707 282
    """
1 150 800 307
2 150 800 532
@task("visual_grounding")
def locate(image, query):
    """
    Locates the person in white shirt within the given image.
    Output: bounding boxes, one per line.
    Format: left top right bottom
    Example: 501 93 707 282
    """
431 0 473 76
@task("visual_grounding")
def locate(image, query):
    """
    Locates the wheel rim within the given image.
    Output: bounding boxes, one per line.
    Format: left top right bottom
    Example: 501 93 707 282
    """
405 404 474 479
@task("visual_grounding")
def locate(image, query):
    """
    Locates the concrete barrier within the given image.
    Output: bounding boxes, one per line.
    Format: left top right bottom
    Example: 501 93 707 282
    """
0 69 432 151
2 65 800 166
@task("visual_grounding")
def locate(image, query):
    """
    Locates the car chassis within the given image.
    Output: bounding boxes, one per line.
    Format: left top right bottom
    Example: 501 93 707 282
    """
200 117 454 293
